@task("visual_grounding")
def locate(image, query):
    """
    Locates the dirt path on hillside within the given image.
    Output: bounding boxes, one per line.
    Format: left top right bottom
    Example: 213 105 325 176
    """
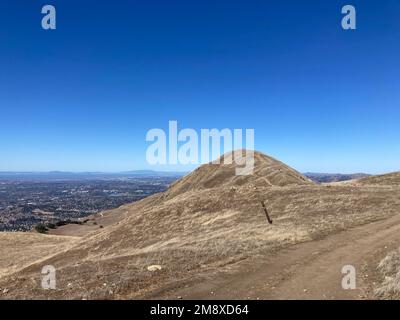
151 214 400 300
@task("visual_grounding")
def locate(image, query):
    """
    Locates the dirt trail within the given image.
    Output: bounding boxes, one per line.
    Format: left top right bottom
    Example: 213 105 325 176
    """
153 214 400 300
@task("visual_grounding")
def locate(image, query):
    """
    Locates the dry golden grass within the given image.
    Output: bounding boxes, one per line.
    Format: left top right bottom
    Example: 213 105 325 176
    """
0 232 77 278
375 248 400 299
358 172 400 186
0 151 399 299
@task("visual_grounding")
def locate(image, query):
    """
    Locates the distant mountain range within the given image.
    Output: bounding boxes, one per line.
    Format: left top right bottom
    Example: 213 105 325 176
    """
0 170 187 181
304 172 371 183
0 170 371 183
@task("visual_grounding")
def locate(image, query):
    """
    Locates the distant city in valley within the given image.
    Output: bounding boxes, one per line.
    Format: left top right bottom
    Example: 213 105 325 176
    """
0 172 183 232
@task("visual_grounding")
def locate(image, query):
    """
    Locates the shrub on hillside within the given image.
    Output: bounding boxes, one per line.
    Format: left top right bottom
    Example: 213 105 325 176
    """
34 223 48 234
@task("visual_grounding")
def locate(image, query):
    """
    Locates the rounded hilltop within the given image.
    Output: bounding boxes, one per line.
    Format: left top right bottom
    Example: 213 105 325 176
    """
164 150 314 198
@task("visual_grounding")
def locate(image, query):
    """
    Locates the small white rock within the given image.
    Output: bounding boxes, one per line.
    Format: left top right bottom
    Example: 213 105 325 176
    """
147 265 162 272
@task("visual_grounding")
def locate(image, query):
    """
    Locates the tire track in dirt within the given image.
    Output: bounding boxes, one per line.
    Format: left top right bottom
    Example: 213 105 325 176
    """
152 214 400 300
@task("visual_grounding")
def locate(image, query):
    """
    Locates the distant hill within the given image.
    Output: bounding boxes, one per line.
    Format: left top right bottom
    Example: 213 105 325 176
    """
304 172 370 183
357 172 400 186
164 151 313 198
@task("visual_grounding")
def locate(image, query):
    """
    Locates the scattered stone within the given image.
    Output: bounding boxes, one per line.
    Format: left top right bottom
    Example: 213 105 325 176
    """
147 265 162 272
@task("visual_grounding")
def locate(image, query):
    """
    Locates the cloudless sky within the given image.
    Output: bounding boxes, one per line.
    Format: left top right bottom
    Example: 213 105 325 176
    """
1 0 399 173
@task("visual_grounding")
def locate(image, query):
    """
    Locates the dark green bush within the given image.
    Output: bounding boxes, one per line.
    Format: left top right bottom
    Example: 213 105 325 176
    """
46 223 56 229
35 223 48 234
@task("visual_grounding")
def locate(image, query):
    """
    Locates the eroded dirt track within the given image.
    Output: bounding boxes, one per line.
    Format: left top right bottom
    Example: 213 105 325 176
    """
152 214 400 300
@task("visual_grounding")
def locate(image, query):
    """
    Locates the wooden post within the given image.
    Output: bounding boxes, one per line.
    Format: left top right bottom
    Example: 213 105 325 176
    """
261 201 273 224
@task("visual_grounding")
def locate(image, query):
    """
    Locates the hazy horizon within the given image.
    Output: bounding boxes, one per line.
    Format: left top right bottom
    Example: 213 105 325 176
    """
0 167 389 176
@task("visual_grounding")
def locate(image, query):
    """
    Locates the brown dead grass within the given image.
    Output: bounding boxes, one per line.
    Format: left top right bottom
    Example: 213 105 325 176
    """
0 151 399 299
375 248 400 299
358 172 400 186
0 232 77 278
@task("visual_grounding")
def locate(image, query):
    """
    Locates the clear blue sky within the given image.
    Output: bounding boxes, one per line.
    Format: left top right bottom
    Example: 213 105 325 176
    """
1 0 399 173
